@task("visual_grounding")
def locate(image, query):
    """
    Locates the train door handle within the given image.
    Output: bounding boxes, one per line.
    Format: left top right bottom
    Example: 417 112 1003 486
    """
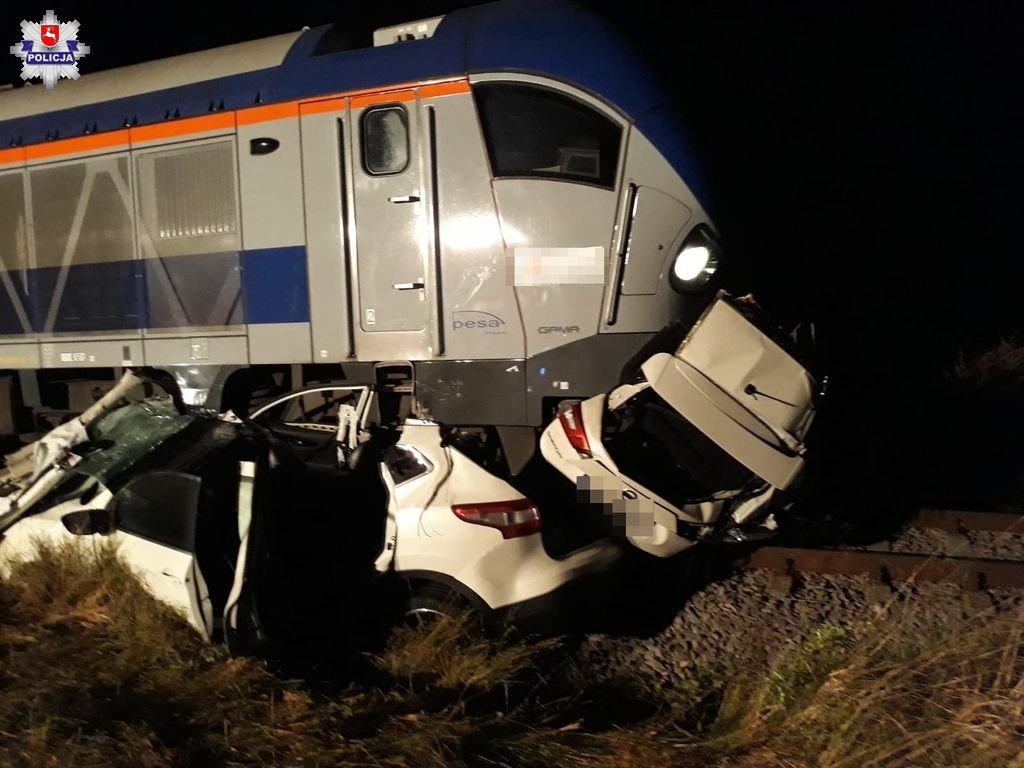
393 280 425 291
388 195 420 204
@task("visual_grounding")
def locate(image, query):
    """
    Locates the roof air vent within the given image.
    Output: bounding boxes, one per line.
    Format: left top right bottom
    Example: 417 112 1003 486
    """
372 15 444 47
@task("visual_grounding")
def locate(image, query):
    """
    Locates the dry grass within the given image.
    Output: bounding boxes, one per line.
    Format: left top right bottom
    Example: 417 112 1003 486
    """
379 612 559 692
1 543 1023 767
700 604 1024 767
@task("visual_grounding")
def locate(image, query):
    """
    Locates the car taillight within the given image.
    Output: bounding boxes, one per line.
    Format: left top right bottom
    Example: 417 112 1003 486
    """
558 402 592 457
452 498 541 539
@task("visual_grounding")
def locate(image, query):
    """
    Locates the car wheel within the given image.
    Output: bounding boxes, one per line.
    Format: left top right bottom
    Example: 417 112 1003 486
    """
401 582 480 631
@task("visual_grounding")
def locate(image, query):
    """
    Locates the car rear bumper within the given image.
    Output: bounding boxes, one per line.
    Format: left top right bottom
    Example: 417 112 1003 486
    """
490 539 623 635
492 563 616 635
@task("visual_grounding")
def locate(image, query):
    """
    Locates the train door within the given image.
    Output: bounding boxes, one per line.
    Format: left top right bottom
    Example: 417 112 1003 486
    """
351 93 428 337
299 98 357 363
300 89 440 364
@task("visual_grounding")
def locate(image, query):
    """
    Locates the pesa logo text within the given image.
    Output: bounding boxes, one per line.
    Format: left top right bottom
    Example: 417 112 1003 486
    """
453 310 506 333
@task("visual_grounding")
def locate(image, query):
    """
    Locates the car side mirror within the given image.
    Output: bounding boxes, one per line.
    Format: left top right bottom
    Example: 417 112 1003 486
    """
61 508 115 536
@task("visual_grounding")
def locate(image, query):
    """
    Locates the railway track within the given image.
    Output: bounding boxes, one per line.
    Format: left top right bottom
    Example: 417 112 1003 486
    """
908 507 1024 534
739 508 1024 591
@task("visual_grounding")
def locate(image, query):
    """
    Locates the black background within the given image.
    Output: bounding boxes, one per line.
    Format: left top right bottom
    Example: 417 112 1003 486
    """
3 2 1022 513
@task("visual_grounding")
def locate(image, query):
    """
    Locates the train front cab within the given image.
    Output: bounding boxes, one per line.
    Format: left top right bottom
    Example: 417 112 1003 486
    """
292 71 715 429
0 62 713 434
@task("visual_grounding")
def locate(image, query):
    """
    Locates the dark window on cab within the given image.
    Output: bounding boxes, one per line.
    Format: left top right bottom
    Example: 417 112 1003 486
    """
361 106 409 175
473 83 622 188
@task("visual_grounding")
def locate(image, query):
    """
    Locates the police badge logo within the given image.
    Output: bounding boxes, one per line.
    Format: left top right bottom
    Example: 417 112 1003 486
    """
10 10 90 90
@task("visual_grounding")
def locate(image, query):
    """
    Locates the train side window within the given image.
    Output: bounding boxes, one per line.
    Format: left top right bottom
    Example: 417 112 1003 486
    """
0 172 29 275
134 139 243 329
362 106 409 175
135 140 240 259
473 83 622 188
31 156 135 269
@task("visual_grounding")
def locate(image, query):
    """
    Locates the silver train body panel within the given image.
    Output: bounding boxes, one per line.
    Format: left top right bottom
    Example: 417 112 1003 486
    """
0 1 713 425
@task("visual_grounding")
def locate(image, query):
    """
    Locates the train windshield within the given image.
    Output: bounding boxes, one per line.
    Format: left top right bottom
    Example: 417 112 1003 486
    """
473 82 622 188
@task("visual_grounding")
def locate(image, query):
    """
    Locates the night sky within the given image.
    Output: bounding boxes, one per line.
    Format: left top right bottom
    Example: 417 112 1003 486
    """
2 1 1021 391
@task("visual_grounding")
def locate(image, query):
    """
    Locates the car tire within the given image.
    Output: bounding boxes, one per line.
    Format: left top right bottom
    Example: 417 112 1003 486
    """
401 581 481 632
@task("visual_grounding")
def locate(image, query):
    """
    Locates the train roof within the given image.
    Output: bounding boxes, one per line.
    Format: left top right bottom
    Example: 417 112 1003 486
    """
0 0 703 198
0 32 304 124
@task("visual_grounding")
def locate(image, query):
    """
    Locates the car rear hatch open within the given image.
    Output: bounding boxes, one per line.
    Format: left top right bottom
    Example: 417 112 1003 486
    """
640 294 816 491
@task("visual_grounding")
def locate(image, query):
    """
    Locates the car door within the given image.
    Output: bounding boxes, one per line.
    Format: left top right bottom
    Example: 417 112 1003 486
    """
35 472 214 639
224 385 376 656
108 471 214 640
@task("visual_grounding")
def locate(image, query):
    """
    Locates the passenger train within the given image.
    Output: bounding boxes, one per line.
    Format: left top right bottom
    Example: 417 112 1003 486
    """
0 0 821 629
0 0 717 437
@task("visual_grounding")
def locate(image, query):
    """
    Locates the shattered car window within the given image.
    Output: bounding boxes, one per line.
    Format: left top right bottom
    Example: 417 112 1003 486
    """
81 399 197 485
56 399 197 496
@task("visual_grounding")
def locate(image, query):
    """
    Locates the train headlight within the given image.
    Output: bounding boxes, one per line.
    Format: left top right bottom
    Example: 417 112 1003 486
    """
669 224 720 293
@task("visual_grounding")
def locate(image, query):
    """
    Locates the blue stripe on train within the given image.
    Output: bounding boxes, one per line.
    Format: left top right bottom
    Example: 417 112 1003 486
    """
0 2 706 206
240 245 310 324
30 259 142 333
0 281 30 336
145 251 243 329
0 245 309 334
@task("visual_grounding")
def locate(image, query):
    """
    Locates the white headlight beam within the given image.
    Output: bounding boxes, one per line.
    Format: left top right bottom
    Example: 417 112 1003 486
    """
673 244 711 281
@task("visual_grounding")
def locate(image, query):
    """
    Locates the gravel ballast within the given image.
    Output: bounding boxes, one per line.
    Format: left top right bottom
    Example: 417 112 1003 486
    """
577 566 1024 691
862 525 1024 559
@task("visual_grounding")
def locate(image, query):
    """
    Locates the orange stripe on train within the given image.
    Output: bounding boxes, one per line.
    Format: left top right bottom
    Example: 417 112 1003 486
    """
298 79 469 115
298 97 347 116
235 101 299 125
419 80 471 99
7 77 471 163
130 112 235 143
24 130 130 161
0 147 25 166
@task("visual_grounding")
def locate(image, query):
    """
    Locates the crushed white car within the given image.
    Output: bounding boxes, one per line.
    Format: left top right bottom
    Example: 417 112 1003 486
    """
0 371 620 656
541 294 818 557
0 293 819 656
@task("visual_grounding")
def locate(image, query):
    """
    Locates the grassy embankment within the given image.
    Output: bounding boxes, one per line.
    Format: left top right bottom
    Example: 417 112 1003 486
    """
1 540 1022 767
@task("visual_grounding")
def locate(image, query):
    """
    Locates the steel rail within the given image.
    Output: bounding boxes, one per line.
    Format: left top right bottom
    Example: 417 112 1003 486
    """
739 546 1024 591
910 508 1024 534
